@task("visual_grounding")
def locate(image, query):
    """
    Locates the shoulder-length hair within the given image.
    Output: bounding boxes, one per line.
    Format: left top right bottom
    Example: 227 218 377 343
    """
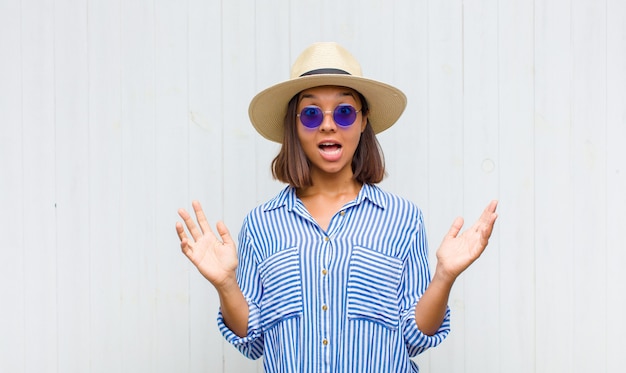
271 91 386 188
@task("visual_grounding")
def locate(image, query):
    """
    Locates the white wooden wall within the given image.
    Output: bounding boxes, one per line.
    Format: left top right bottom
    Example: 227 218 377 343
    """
1 0 624 372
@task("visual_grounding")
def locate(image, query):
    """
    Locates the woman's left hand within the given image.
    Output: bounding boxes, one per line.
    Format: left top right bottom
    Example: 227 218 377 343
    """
435 200 499 283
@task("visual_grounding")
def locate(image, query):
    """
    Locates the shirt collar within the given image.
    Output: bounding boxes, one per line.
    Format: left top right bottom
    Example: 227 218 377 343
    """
263 183 387 212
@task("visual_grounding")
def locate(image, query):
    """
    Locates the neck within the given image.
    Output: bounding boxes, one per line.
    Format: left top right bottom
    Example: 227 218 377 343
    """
297 173 362 200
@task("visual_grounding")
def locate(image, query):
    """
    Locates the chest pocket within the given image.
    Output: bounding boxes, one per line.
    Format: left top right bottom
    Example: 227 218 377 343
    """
258 247 303 332
347 246 403 330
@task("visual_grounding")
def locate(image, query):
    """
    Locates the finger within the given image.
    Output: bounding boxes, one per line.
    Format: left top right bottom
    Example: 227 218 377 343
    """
192 200 213 236
446 216 464 239
178 207 203 242
175 221 187 241
478 200 498 223
478 200 499 233
485 199 498 214
472 201 498 229
175 222 192 256
216 221 234 245
180 237 191 255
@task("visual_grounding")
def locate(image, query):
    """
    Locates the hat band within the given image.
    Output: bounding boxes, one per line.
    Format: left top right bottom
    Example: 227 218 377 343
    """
299 68 351 77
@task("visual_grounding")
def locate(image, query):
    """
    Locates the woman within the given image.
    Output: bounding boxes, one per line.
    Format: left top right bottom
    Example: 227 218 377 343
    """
176 42 498 372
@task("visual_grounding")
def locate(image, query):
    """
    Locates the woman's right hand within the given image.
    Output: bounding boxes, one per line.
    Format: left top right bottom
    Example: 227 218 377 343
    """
176 200 238 289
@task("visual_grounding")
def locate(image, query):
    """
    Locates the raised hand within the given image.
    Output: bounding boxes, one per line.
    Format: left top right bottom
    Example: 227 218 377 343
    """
435 200 499 283
176 200 238 288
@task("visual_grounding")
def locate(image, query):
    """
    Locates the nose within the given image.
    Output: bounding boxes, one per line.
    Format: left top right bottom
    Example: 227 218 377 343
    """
318 110 337 131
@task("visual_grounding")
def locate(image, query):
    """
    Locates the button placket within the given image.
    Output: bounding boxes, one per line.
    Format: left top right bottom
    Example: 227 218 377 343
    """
320 233 332 364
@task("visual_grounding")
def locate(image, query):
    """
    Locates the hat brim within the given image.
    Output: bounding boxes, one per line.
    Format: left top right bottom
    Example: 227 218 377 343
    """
248 74 407 143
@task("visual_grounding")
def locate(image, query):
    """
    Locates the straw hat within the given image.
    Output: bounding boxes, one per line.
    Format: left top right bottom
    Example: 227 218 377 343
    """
248 42 407 143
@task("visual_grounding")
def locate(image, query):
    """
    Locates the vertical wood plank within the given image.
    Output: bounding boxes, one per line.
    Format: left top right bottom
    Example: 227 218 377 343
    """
20 0 59 371
606 0 626 370
120 0 157 370
187 0 225 371
0 0 25 371
386 0 429 208
497 1 536 372
88 0 123 371
534 0 575 371
319 0 359 46
54 0 91 371
153 0 191 371
571 0 607 371
462 0 501 371
426 1 466 371
290 1 323 49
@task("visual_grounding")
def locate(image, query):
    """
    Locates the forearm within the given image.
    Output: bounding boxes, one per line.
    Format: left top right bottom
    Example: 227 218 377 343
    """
217 279 250 338
414 267 455 336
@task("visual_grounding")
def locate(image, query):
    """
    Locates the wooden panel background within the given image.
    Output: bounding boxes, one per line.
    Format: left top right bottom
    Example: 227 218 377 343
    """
1 0 624 372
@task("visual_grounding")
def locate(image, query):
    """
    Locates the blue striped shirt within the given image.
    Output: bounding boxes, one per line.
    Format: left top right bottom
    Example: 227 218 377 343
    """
218 183 450 372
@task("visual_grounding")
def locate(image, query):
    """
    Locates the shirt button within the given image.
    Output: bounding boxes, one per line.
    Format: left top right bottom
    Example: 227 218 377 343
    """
322 269 328 275
322 339 328 346
324 236 329 242
340 210 345 216
322 305 328 311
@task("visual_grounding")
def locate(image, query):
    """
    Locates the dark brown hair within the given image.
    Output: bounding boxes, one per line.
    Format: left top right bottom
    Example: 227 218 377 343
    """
271 90 386 188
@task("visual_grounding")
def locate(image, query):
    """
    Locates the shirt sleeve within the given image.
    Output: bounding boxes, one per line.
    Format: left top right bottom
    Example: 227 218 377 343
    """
399 208 451 356
216 218 265 360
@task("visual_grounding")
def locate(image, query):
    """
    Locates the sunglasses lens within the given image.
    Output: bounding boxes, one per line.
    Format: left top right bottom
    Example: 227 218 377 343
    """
333 104 358 127
299 106 323 128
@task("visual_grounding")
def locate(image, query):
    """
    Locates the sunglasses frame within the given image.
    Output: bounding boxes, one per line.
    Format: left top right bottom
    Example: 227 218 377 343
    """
297 104 362 129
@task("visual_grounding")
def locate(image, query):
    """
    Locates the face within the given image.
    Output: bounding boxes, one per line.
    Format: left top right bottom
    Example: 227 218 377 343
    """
296 86 367 180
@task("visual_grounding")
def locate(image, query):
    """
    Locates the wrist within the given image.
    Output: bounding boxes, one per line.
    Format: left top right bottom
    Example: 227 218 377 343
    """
214 274 240 295
432 264 457 288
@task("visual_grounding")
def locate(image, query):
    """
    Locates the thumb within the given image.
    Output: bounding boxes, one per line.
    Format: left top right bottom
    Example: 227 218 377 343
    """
446 217 465 239
216 221 234 245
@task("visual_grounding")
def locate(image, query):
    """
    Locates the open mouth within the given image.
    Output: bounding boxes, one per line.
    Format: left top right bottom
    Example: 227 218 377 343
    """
318 142 342 152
